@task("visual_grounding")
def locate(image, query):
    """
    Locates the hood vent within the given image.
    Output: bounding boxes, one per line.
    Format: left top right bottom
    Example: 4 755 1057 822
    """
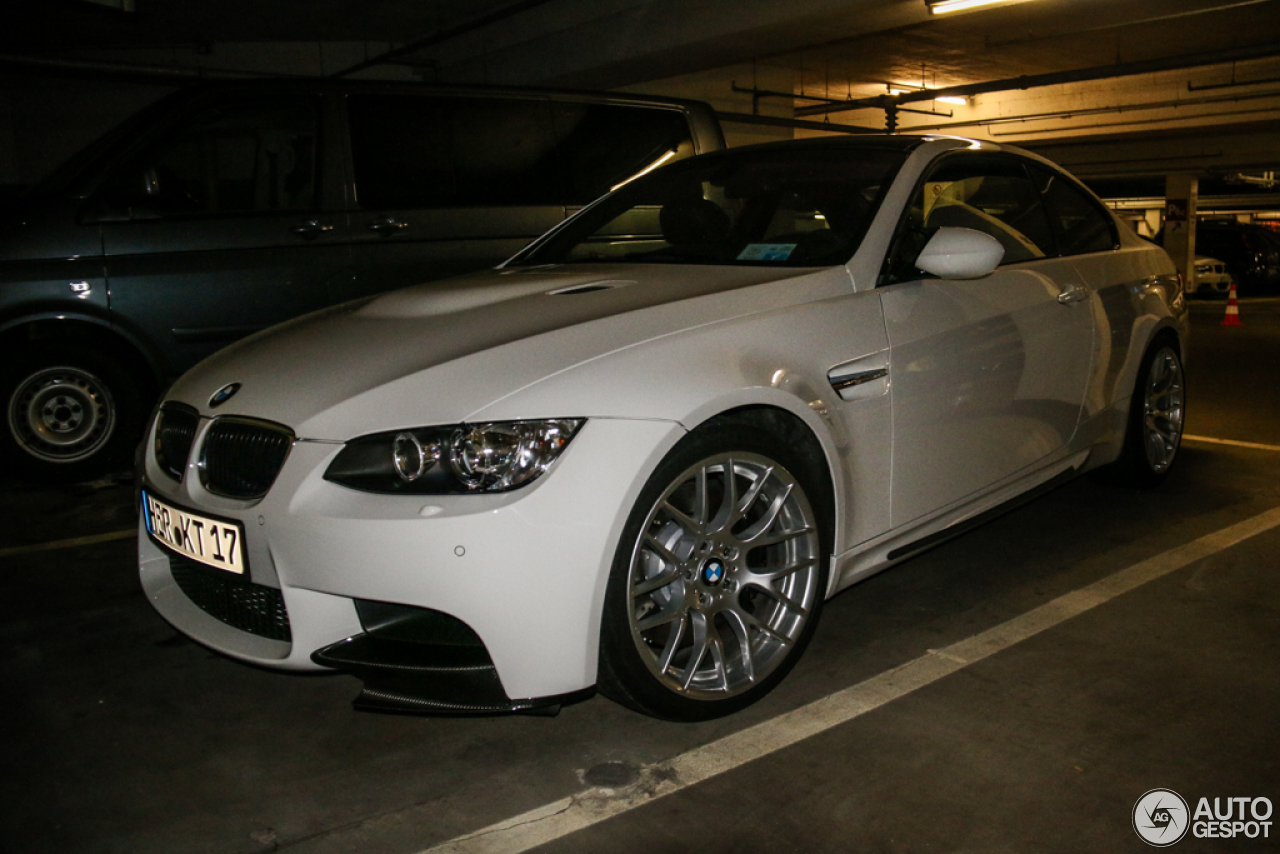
548 280 636 296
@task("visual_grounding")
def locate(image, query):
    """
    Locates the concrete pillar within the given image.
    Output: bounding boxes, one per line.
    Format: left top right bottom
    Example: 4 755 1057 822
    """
1142 207 1163 239
1162 174 1198 292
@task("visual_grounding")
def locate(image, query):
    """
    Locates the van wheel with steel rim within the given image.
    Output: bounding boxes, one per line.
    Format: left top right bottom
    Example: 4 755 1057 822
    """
598 420 831 721
1099 335 1185 488
1 345 143 482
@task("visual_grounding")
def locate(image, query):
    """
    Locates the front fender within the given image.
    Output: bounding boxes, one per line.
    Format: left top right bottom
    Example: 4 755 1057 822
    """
470 287 895 557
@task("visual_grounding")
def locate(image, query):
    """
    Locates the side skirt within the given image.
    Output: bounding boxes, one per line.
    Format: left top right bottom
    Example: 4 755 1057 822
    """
830 449 1091 594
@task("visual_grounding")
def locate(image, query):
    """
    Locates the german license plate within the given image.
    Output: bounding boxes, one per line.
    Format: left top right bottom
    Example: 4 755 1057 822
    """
142 490 246 575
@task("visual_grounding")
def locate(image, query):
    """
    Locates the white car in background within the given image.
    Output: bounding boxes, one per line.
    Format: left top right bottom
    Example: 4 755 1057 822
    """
137 136 1188 721
1191 255 1234 297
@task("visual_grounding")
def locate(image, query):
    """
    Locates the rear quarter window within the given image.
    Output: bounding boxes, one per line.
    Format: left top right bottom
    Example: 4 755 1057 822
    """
1029 164 1117 255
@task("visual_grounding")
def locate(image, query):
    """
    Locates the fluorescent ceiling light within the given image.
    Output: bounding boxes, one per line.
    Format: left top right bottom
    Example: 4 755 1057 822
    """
926 0 1036 14
935 95 967 105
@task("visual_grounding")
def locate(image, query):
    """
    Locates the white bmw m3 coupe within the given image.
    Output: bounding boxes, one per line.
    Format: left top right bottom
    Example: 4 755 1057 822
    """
138 136 1187 720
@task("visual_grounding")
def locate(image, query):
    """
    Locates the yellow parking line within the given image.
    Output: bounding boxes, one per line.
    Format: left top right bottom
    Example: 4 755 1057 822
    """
0 528 134 559
1183 435 1280 452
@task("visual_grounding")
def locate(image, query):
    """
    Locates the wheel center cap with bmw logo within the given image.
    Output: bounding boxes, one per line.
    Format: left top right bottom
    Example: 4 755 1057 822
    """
702 558 725 586
209 382 241 408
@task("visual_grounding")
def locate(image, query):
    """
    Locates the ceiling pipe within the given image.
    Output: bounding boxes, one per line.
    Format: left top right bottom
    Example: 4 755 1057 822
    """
794 43 1280 118
897 85 1280 133
715 111 881 134
985 0 1278 48
1189 73 1280 92
331 0 560 78
0 52 302 82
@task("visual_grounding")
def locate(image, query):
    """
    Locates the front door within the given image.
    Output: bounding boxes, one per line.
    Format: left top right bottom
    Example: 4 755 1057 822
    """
879 153 1094 527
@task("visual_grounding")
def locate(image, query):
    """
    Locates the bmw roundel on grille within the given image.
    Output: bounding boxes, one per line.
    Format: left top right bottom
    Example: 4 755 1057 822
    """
209 383 241 408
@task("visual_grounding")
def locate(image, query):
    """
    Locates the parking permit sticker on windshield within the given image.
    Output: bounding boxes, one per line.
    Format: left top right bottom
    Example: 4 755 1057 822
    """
737 243 797 261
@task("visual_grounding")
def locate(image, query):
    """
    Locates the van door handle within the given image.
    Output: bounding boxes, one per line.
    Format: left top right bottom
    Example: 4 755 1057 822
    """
368 217 409 236
291 219 335 239
1057 283 1089 304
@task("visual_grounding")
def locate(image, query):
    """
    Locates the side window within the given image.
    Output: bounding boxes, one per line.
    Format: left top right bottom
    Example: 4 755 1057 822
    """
552 103 695 204
450 98 560 205
884 155 1056 284
348 95 453 209
98 99 319 218
1031 165 1117 255
348 94 559 209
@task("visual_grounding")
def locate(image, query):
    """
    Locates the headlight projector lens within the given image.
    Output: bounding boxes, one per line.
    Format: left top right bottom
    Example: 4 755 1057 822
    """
392 432 439 482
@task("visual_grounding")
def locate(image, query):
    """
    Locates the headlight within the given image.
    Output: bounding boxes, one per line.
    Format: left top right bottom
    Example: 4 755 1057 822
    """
324 419 583 494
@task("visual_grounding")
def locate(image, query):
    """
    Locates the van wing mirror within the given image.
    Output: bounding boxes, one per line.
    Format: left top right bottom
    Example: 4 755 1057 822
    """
914 227 1005 279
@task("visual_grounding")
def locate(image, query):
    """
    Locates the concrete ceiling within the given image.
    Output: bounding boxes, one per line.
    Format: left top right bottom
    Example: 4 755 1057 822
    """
777 0 1280 98
17 0 1280 88
5 0 517 46
6 0 1280 183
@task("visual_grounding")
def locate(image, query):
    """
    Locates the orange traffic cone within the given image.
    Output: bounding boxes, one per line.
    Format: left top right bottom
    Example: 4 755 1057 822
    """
1222 283 1243 326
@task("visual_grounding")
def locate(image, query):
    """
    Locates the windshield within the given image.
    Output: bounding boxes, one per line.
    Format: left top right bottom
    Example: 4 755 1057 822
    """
514 146 907 268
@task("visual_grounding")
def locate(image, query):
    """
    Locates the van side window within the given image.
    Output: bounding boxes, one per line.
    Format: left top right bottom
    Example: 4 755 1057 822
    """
347 95 453 209
551 103 695 204
348 94 560 209
883 154 1056 285
99 99 319 218
1029 165 1117 255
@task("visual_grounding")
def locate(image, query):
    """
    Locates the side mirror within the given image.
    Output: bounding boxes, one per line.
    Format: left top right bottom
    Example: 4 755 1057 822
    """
914 227 1005 279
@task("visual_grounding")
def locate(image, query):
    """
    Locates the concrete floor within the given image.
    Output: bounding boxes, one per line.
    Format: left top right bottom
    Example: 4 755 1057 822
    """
2 299 1278 854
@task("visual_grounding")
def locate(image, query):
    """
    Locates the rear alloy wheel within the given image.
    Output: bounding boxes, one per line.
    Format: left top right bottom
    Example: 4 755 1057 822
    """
2 346 142 482
1101 337 1185 488
1140 345 1185 475
599 423 830 720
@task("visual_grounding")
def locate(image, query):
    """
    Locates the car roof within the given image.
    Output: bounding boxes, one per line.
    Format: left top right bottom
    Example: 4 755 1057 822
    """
714 134 942 155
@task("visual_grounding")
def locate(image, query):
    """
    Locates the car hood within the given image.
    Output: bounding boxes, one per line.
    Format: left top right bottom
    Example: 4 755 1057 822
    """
169 263 842 438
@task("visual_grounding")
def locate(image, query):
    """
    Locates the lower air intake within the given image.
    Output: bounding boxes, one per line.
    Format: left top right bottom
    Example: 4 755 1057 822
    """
169 553 291 642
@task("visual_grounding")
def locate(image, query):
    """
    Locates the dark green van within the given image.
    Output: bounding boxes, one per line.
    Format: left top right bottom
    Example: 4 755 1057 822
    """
0 80 724 479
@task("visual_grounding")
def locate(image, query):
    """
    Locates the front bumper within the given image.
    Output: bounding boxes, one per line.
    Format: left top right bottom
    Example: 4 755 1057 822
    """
138 416 684 705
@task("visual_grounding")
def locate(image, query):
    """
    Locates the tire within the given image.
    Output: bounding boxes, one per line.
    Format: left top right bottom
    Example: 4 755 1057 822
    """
1 345 144 483
598 419 832 721
1098 335 1185 488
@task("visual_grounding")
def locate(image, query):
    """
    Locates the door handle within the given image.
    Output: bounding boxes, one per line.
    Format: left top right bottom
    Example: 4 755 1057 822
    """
291 219 335 239
1056 284 1089 304
368 217 409 236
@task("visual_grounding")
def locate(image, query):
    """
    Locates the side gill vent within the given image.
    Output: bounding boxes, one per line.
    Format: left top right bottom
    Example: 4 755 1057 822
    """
547 280 636 296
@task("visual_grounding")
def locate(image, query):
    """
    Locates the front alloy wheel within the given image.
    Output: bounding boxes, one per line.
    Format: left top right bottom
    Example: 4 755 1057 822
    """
599 422 830 720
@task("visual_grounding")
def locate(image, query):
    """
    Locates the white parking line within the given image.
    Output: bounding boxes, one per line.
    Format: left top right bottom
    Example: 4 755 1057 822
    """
0 528 134 559
420 505 1280 854
1183 435 1280 452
